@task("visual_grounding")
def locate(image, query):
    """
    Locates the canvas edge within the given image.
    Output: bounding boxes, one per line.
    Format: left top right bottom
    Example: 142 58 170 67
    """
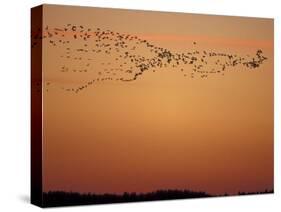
31 4 44 208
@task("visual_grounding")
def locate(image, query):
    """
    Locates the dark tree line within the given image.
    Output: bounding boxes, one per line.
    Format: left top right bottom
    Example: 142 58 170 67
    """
238 189 273 195
42 189 210 207
42 189 273 207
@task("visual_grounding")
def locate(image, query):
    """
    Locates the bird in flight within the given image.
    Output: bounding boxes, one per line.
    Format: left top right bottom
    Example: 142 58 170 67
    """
31 24 268 94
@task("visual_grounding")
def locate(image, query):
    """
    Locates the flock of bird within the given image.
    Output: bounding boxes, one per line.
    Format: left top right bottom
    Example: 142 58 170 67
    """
31 24 268 94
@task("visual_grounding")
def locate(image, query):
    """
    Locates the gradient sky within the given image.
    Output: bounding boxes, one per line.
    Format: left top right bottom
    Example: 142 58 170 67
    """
40 4 273 195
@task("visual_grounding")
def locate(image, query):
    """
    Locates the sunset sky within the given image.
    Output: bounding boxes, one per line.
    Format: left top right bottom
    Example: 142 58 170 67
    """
40 4 273 195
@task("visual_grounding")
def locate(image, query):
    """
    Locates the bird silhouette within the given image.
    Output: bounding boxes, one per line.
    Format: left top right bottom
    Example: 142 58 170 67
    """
31 24 268 93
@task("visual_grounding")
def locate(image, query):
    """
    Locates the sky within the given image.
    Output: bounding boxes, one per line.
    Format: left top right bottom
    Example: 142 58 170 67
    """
38 4 273 195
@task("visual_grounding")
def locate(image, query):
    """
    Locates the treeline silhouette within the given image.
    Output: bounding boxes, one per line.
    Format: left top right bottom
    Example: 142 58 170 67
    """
238 189 273 196
42 189 210 207
42 189 273 207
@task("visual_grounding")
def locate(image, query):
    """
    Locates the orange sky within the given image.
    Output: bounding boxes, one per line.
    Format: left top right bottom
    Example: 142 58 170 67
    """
40 4 273 195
